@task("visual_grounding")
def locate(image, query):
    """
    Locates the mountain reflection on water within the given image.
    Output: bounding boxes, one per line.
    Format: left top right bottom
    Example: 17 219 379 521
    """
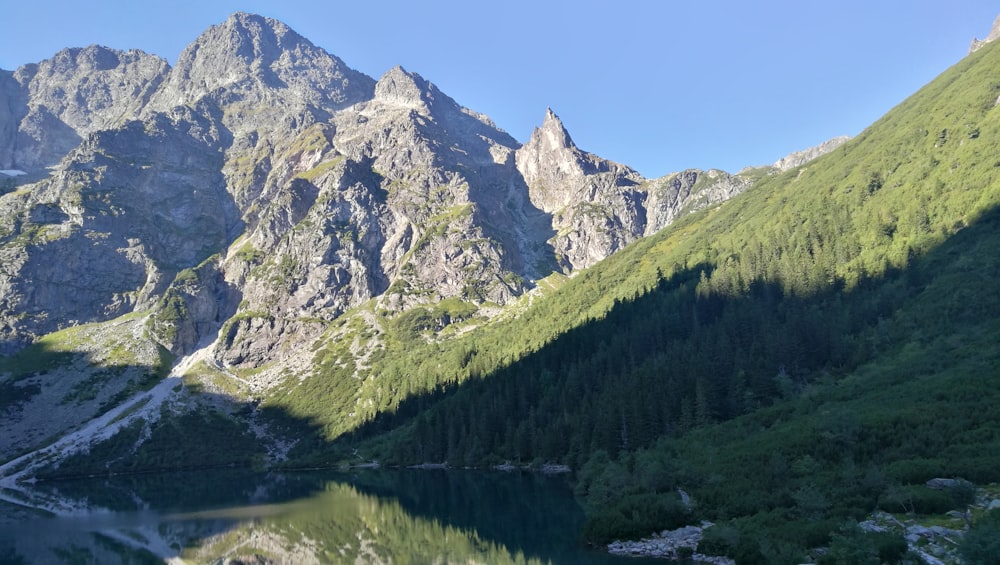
0 469 661 564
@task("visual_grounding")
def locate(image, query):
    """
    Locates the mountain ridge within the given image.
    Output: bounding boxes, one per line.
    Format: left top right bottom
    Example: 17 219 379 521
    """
0 11 771 360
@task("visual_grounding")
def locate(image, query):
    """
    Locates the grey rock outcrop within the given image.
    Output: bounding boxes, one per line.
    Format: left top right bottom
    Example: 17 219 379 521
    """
644 169 752 235
0 106 239 352
608 523 735 564
0 71 27 169
969 14 1000 54
772 135 850 172
515 109 756 269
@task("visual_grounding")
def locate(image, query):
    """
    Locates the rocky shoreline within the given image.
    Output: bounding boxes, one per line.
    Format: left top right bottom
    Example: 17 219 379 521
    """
606 479 1000 563
607 523 734 564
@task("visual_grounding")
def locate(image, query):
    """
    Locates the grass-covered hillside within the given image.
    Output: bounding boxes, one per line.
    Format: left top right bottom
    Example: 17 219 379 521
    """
273 37 1000 562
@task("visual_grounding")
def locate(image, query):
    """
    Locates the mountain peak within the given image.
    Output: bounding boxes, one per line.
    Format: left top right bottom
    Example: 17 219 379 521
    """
3 44 170 170
219 11 302 52
371 66 472 121
374 66 434 108
531 107 577 152
146 12 374 117
186 11 305 70
45 45 144 73
227 11 274 25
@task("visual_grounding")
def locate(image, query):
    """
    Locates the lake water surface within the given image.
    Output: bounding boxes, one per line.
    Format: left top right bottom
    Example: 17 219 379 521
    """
0 468 663 564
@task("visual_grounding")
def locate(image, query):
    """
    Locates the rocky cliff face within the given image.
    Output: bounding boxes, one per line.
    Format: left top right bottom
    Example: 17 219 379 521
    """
0 106 239 352
0 12 767 380
644 169 752 235
515 109 757 269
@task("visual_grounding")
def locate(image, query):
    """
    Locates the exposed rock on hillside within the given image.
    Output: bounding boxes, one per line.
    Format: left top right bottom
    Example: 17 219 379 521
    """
515 109 757 270
0 107 239 352
644 169 752 235
771 135 851 172
969 14 1000 54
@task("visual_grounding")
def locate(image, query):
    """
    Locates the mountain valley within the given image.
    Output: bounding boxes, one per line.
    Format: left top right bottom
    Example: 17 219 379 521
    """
2 11 1000 564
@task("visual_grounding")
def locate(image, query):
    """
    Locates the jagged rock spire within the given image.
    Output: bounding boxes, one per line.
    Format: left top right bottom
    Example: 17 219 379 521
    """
515 108 586 195
537 107 577 152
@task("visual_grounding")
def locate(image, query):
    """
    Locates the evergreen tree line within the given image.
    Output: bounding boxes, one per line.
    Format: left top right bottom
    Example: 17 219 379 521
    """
356 257 919 469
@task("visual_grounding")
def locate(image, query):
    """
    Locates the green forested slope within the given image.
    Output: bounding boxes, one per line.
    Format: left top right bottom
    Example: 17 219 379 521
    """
284 39 1000 562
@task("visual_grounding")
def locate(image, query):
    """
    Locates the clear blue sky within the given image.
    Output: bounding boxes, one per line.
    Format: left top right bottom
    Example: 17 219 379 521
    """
1 1 996 178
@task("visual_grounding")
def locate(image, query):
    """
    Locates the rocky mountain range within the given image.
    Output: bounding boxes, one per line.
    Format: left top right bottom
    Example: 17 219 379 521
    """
0 13 776 357
0 12 845 465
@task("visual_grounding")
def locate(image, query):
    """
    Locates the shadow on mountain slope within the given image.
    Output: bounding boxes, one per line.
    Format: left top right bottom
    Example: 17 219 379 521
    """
325 202 1000 471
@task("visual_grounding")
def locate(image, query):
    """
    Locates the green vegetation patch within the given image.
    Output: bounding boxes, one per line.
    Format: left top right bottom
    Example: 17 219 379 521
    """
0 314 140 378
0 339 79 379
390 298 479 342
295 154 346 182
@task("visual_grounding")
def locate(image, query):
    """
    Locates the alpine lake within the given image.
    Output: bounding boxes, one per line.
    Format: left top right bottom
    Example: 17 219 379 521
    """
0 468 663 564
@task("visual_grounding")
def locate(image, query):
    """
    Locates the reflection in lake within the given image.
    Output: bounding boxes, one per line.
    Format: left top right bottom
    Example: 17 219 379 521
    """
0 469 661 564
